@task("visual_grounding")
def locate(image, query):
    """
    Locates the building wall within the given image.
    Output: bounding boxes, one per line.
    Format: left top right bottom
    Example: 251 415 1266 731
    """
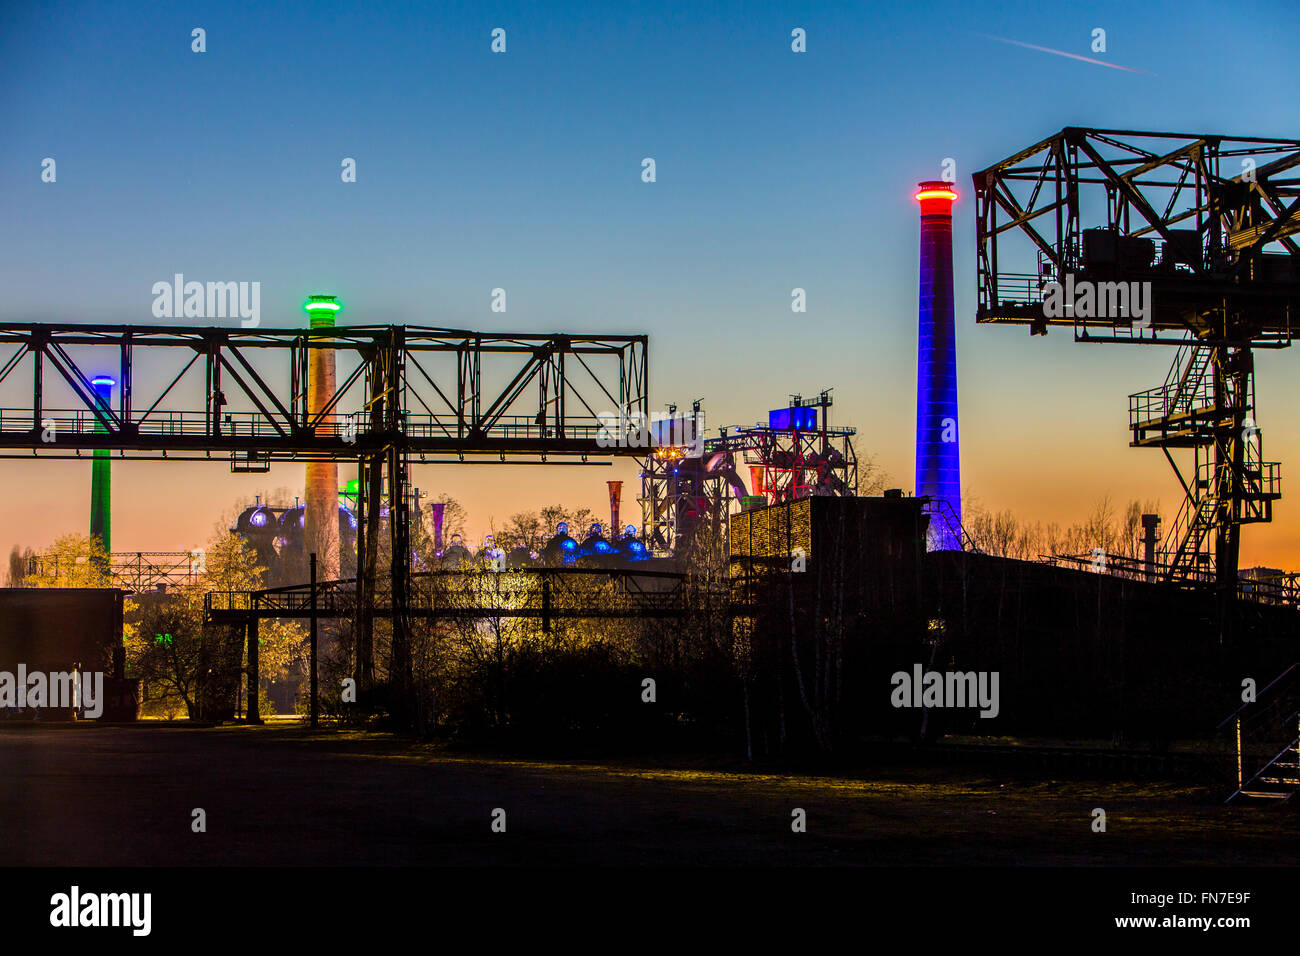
725 497 1300 751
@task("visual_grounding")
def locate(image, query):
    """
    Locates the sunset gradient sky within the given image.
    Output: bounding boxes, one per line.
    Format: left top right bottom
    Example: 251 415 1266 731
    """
2 0 1298 567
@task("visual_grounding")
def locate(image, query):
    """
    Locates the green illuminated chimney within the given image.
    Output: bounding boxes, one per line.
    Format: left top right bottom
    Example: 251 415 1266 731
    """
90 376 114 554
304 295 341 581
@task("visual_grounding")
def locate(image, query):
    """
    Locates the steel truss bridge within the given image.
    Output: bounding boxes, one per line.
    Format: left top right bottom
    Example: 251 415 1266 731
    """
204 566 688 721
0 321 650 705
975 128 1300 589
0 323 647 461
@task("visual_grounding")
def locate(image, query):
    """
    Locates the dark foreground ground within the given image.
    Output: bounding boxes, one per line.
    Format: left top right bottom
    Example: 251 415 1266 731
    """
0 724 1295 866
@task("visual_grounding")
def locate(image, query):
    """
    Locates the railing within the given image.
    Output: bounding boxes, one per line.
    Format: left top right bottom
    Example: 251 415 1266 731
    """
1128 380 1216 430
988 273 1048 309
1048 551 1300 605
0 408 305 438
400 414 605 443
0 407 609 444
204 566 688 623
206 591 253 614
1160 487 1214 573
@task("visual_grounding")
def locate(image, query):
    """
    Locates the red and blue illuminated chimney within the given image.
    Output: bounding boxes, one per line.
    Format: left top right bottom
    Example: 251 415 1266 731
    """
915 181 962 549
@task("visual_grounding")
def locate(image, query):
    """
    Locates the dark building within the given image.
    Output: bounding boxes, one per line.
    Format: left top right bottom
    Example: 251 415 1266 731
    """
728 496 1300 754
925 551 1300 745
729 495 931 754
0 588 135 720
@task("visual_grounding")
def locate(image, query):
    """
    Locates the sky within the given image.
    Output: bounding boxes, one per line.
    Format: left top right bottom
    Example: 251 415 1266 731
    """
1 0 1299 566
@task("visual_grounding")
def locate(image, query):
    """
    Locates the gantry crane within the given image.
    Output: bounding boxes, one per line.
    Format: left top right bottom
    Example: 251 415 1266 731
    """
974 128 1300 590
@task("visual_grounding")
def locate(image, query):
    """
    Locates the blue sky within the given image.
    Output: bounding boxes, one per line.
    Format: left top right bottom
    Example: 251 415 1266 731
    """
2 0 1299 563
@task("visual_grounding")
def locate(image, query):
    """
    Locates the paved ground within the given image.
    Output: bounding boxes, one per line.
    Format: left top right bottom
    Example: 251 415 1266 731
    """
1 724 1296 866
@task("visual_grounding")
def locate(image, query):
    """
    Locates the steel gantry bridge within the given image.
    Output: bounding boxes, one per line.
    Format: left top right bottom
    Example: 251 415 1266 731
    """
0 323 647 460
974 128 1300 590
0 320 651 706
204 565 688 721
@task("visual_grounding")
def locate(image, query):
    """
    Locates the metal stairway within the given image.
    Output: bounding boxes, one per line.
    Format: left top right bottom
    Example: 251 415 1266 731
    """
1129 339 1281 586
1161 486 1219 585
1169 343 1213 417
1233 741 1300 801
1220 664 1300 804
921 497 983 554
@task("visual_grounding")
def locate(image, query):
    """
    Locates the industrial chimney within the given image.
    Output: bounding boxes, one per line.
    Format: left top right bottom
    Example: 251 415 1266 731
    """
304 295 341 581
430 501 446 555
607 481 623 538
89 375 114 556
914 181 962 549
1141 513 1161 582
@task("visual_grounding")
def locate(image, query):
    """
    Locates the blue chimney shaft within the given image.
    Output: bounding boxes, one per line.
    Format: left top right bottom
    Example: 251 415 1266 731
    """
915 181 962 549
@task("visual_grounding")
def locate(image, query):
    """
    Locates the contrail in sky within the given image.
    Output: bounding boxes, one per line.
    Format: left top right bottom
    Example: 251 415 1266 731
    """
979 34 1157 75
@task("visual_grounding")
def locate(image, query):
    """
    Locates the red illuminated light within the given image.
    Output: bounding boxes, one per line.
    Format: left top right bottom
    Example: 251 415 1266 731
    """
915 188 957 202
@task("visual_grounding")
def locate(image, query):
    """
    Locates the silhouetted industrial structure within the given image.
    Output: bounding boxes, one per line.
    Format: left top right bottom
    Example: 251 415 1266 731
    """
638 392 857 555
975 128 1300 590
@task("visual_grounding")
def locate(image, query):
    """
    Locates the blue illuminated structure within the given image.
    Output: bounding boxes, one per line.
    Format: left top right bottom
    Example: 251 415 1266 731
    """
768 406 818 431
915 181 962 550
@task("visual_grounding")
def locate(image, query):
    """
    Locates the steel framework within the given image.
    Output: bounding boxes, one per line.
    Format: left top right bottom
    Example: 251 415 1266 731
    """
974 128 1300 588
639 392 857 555
21 550 201 591
0 321 650 704
0 323 647 459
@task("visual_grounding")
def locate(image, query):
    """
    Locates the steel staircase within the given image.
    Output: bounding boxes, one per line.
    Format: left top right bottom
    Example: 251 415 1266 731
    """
1129 339 1281 585
1220 663 1300 804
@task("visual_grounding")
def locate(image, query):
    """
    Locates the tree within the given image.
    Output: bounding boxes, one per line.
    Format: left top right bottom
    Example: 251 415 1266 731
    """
24 534 111 588
849 438 891 496
962 493 1162 564
7 546 25 586
125 532 271 719
539 504 599 537
503 511 544 550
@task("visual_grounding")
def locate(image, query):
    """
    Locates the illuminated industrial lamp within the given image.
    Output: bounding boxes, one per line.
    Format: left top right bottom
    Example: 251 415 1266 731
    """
914 186 958 202
303 296 341 312
304 295 341 330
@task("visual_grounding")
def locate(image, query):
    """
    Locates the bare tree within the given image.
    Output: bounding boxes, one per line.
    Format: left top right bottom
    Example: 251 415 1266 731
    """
7 546 24 587
849 438 892 496
503 510 544 550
